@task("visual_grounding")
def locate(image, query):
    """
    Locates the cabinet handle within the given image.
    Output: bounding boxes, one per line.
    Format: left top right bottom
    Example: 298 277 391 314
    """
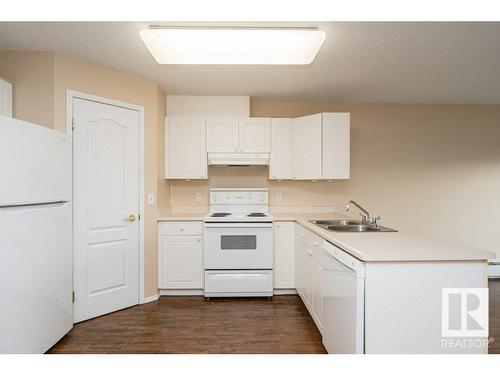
306 249 313 256
314 242 319 247
197 238 202 242
180 228 184 231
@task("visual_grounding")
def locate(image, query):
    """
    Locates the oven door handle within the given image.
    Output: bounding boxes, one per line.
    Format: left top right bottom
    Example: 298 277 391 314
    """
204 223 273 229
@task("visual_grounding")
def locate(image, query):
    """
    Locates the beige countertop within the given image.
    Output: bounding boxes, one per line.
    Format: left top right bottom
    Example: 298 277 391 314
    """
158 211 495 262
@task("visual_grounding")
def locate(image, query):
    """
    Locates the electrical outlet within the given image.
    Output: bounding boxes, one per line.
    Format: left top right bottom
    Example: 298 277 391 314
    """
195 192 202 202
147 193 155 205
275 192 283 201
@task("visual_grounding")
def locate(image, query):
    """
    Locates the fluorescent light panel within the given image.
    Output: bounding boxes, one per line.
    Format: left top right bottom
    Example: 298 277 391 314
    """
140 27 326 65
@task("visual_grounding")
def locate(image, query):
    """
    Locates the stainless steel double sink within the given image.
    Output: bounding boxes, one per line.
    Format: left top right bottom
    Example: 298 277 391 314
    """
310 219 397 232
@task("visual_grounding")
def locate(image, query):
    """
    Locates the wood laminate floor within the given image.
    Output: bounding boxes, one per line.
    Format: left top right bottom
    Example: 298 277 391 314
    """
48 280 500 354
48 295 326 354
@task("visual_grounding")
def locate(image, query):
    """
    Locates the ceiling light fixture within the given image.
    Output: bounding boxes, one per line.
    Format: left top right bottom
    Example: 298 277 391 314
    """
140 26 326 65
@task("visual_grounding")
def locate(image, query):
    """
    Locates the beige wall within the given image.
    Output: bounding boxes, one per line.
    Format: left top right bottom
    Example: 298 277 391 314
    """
53 53 165 298
3 49 499 292
168 101 500 257
1 51 166 298
0 51 55 128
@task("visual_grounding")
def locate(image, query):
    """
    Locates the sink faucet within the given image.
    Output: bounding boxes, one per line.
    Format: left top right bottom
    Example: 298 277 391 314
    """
345 200 380 227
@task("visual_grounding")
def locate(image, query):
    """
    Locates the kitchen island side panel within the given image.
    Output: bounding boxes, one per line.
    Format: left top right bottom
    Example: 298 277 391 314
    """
364 261 488 354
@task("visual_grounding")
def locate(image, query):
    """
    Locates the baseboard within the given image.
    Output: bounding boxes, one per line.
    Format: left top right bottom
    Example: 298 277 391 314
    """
143 294 159 304
273 288 297 295
158 289 297 296
159 289 204 296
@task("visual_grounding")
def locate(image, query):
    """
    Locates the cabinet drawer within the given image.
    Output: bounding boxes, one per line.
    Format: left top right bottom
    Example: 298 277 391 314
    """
161 221 203 236
205 270 273 296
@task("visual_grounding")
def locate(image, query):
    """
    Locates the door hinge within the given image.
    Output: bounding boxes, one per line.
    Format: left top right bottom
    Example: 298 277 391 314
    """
138 214 141 221
72 119 75 130
72 291 75 303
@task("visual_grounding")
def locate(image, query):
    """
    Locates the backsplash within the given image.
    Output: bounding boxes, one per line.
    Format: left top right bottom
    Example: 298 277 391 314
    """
166 165 343 209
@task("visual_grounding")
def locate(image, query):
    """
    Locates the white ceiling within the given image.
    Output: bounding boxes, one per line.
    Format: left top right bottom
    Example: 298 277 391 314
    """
1 22 500 104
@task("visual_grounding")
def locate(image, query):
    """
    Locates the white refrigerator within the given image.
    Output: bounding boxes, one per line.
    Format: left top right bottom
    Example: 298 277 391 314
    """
0 115 73 353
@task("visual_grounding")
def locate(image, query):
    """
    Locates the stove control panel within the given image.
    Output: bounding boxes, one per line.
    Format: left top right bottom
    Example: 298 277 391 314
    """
210 188 268 205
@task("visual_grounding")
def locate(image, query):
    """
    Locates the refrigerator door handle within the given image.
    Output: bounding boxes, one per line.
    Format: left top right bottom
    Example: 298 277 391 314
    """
0 201 67 212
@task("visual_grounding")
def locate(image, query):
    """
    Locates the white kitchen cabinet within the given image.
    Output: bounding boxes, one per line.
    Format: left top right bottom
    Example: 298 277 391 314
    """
311 251 325 333
158 222 203 289
206 117 239 152
291 112 350 180
165 117 207 179
0 78 13 117
273 221 295 289
322 113 350 179
238 117 271 153
292 114 322 179
295 224 312 309
269 118 293 179
295 225 325 331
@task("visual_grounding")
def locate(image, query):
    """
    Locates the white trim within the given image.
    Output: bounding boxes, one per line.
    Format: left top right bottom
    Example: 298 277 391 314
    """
273 289 298 295
159 289 204 296
143 294 159 303
66 90 146 308
270 206 335 214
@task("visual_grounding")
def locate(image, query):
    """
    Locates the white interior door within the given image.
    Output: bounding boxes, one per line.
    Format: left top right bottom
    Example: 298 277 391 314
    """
73 97 140 323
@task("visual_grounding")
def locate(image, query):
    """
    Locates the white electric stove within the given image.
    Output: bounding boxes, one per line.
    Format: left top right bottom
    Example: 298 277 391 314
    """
203 188 274 298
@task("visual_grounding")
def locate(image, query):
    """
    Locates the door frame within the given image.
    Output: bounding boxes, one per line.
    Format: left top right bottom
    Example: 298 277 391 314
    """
66 89 146 307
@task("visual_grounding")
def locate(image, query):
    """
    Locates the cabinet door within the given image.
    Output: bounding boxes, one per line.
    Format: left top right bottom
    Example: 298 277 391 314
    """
274 222 295 289
238 117 271 153
206 117 239 152
322 113 350 179
295 225 312 309
165 117 207 179
269 118 292 179
292 114 322 179
311 255 324 332
159 235 203 289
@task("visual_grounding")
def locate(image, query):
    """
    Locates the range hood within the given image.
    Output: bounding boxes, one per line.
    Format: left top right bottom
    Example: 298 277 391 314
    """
207 153 270 166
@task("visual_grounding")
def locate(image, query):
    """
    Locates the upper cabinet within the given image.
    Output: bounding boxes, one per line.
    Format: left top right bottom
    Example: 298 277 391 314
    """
165 110 349 181
207 117 270 153
238 118 271 153
290 112 350 180
322 113 350 179
165 117 207 179
269 118 293 180
292 114 323 179
206 117 239 152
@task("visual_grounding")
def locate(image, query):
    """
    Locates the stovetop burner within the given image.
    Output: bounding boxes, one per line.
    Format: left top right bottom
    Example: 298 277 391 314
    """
210 212 231 217
247 212 266 217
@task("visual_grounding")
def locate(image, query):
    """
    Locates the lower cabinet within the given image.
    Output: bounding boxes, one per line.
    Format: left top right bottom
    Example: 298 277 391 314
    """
295 224 326 331
295 224 312 309
273 221 295 289
310 254 324 333
158 221 203 289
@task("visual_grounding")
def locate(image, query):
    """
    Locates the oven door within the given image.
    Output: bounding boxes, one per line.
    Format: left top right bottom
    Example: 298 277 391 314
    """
204 222 273 270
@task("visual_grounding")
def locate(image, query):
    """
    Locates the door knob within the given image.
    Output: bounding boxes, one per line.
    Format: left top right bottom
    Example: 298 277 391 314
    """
127 214 136 222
